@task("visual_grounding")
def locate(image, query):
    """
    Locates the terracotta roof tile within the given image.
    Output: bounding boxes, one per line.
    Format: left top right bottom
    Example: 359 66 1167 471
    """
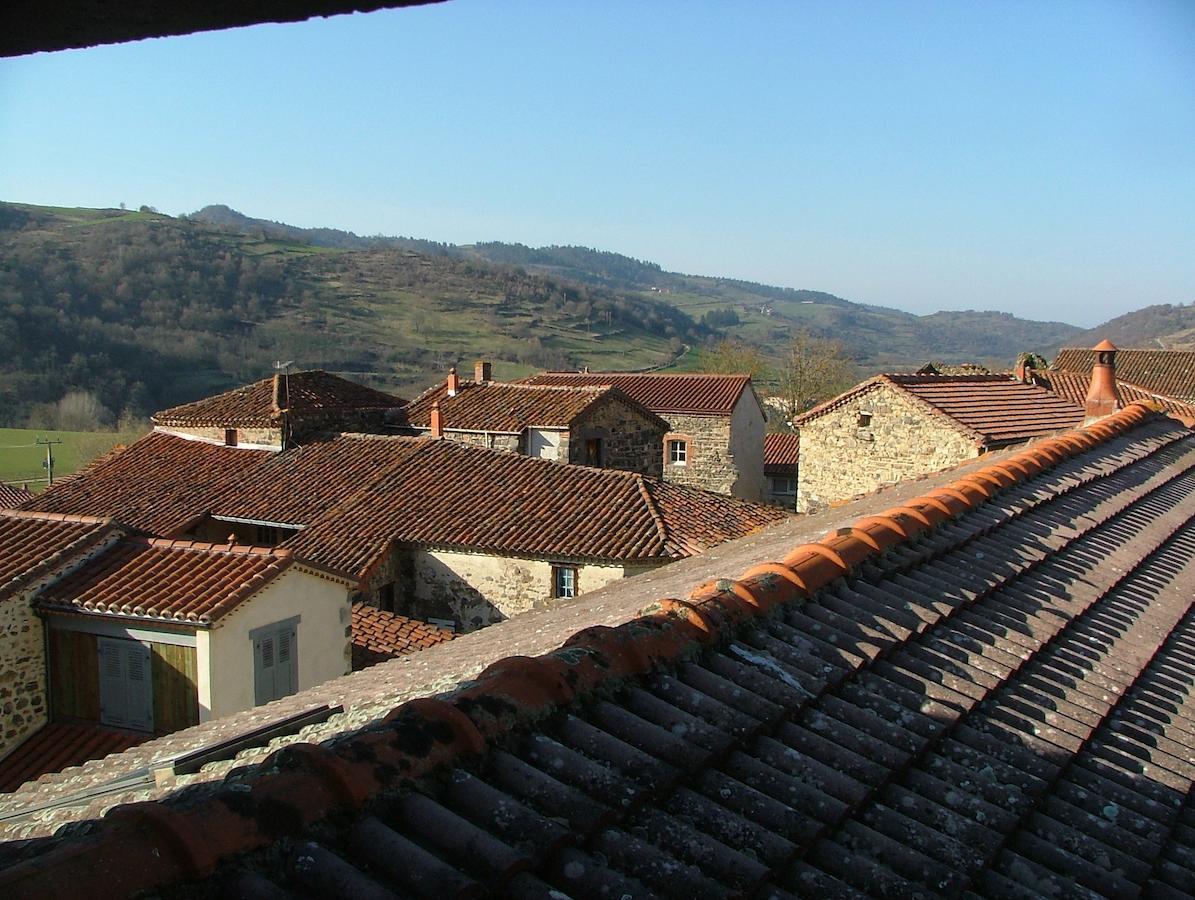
1054 347 1195 401
795 374 1084 446
0 510 122 600
404 380 664 432
1036 368 1195 423
763 432 799 473
20 431 269 535
153 370 404 428
0 484 33 509
0 723 148 794
3 404 1191 898
522 371 755 416
35 537 301 625
279 435 789 575
351 602 454 669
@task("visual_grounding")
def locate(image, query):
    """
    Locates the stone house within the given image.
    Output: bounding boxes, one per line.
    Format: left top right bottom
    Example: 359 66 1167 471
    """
152 369 406 450
763 432 800 508
794 373 1084 512
403 361 668 477
0 509 354 769
523 371 767 500
23 424 789 637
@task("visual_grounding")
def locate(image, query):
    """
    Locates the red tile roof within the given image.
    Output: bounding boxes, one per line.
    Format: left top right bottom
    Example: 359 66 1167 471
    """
280 435 789 576
405 380 664 432
1037 368 1195 423
5 404 1193 898
0 510 122 601
35 537 304 625
21 432 269 535
1054 347 1195 401
350 602 454 669
153 370 404 428
795 373 1084 447
522 371 756 416
0 484 33 509
763 432 799 474
0 723 148 794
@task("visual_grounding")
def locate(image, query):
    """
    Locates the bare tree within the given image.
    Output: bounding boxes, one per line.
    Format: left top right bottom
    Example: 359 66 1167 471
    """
771 329 856 431
55 390 113 431
698 338 769 380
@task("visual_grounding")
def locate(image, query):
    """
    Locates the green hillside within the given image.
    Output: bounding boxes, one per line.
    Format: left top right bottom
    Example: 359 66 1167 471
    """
2 201 1095 426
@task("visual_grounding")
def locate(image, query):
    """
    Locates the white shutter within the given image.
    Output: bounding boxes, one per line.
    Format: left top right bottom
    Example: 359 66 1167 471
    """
98 638 153 732
253 623 299 706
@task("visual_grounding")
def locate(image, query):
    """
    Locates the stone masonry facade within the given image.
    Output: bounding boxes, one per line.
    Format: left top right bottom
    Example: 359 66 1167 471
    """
796 382 980 513
660 397 765 501
567 398 665 478
0 592 46 759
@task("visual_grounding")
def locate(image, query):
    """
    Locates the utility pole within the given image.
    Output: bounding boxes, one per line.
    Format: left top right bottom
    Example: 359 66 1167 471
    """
36 438 63 486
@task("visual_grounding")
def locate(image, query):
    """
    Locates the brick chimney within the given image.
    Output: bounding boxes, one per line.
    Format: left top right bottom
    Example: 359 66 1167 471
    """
446 367 459 397
1084 339 1120 422
475 359 492 384
430 401 443 438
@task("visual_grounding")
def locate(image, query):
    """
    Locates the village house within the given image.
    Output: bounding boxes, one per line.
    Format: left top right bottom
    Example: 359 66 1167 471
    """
3 401 1191 897
794 371 1084 512
763 432 800 508
402 360 668 476
23 379 788 634
523 371 767 500
152 369 406 450
0 508 356 771
0 485 33 509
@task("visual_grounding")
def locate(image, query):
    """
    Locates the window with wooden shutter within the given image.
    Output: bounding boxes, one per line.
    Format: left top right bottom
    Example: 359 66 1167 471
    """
252 618 299 706
98 637 153 732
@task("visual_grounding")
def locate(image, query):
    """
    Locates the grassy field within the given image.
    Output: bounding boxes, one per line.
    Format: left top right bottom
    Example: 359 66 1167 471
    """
0 427 148 491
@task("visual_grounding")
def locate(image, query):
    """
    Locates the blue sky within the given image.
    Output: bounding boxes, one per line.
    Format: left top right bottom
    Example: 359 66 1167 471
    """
1 0 1192 326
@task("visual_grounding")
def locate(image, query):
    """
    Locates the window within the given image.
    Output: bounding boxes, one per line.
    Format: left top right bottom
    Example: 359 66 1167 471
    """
771 475 796 498
668 439 688 466
584 437 603 467
97 638 153 731
224 428 238 446
856 412 872 428
252 617 299 706
255 524 280 545
552 565 577 599
378 582 395 613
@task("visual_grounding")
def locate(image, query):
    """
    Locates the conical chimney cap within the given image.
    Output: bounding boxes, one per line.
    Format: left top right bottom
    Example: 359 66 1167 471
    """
1092 339 1117 352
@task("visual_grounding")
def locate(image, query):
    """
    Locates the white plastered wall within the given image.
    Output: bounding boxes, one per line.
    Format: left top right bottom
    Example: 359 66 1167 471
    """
197 567 351 721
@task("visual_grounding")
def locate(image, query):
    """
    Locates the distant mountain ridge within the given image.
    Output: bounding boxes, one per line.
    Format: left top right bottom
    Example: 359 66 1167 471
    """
1069 303 1195 351
3 200 1143 427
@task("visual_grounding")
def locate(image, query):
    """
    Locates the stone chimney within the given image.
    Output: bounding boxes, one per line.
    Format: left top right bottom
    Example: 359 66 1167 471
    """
430 401 443 438
475 359 492 384
1084 339 1120 422
272 372 289 412
1014 353 1032 384
446 367 459 397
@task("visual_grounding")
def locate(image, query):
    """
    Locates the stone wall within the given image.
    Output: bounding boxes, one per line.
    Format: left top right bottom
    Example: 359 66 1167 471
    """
660 414 737 495
441 431 522 453
796 383 979 513
0 594 46 759
154 425 281 450
400 549 658 632
570 398 665 478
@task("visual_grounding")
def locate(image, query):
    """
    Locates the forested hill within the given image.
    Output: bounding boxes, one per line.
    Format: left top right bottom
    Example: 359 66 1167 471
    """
1069 303 1195 351
3 201 1087 427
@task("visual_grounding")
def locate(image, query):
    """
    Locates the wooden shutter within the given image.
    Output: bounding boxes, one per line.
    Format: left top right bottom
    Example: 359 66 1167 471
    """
98 638 153 732
253 622 299 706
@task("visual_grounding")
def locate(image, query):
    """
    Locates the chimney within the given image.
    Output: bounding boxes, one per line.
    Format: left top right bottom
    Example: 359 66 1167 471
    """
272 372 289 412
430 401 443 438
1084 339 1120 422
446 367 459 397
475 359 492 384
1014 352 1031 384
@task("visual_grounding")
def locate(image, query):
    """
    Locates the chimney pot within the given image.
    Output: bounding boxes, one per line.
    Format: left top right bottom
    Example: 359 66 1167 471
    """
446 367 459 397
1084 338 1119 422
430 401 443 438
475 359 492 384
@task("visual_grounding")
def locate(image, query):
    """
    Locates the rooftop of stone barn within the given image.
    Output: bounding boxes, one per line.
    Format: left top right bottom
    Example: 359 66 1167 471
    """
1 402 1192 899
